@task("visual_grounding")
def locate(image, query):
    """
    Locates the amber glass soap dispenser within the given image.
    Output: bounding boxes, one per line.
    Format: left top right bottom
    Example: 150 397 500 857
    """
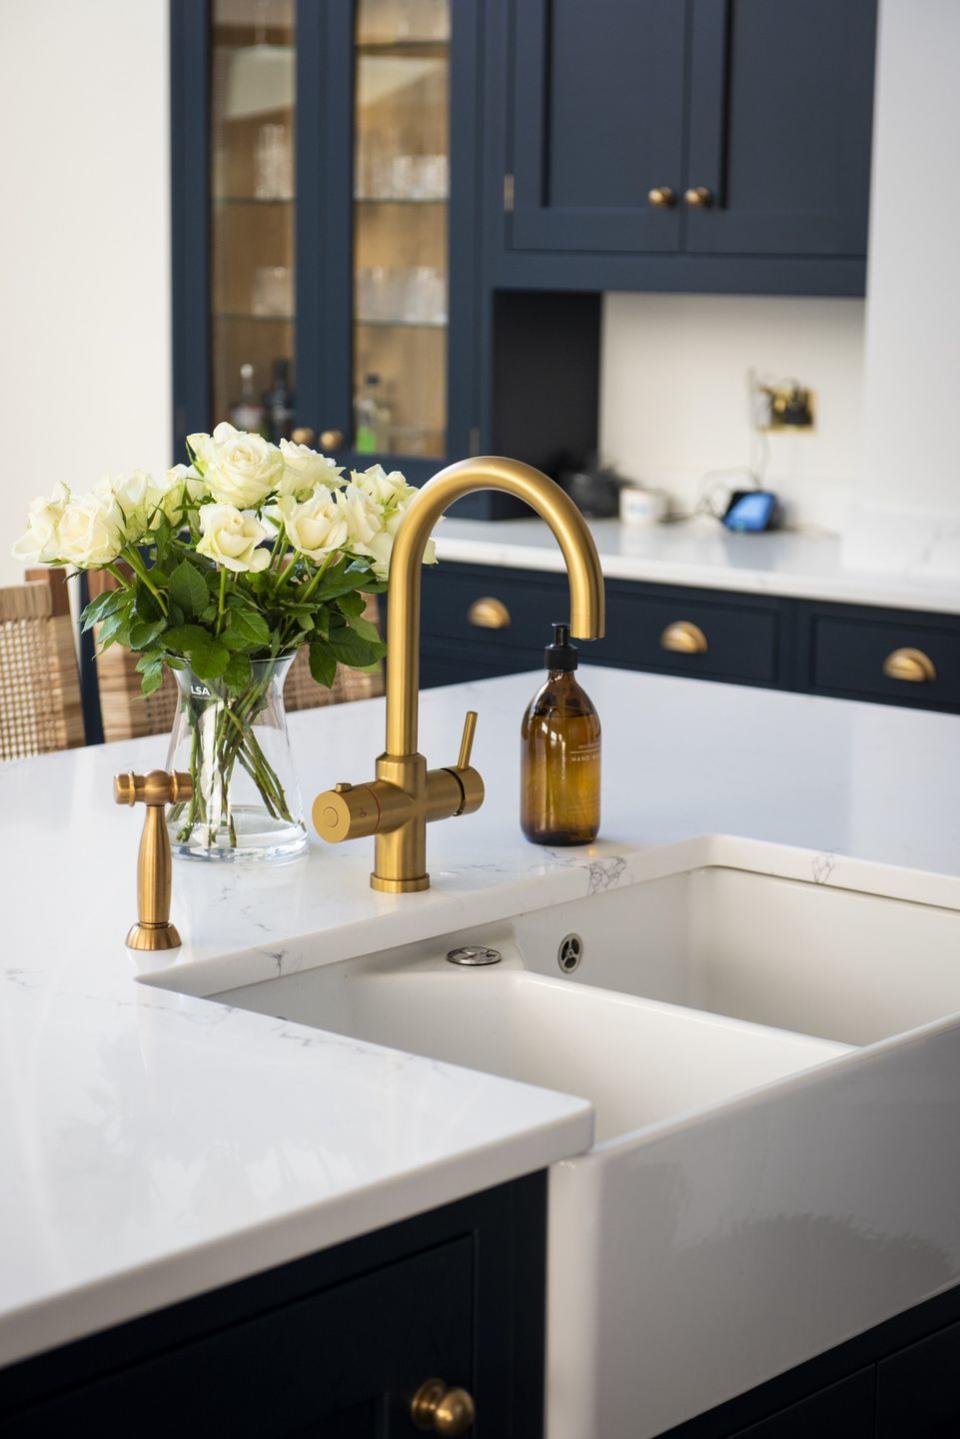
521 624 601 845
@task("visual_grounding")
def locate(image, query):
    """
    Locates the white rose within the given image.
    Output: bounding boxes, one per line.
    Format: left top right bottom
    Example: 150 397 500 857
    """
186 431 215 475
95 470 159 541
278 440 343 499
160 464 207 524
277 492 349 563
196 503 270 572
204 422 283 509
359 499 437 580
348 464 415 513
56 491 124 568
335 483 383 557
12 484 68 564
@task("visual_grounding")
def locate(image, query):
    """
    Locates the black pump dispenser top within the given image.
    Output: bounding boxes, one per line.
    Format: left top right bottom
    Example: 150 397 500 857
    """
545 623 578 672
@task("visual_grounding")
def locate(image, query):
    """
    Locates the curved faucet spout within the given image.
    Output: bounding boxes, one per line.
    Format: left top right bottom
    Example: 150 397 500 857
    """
386 456 606 757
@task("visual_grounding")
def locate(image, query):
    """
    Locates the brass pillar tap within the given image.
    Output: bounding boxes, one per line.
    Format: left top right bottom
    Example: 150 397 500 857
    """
312 457 606 892
115 770 193 949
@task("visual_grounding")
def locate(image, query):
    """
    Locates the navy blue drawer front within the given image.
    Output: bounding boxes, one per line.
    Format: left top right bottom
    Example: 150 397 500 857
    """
421 564 782 687
596 587 779 685
810 610 960 710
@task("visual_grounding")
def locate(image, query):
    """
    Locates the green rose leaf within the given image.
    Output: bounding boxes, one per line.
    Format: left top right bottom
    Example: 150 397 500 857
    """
223 606 271 651
189 634 230 681
98 607 133 647
128 618 166 650
80 589 126 631
346 612 381 646
141 665 165 698
309 641 337 689
336 591 365 619
327 628 386 668
223 652 253 692
163 623 211 655
169 559 208 618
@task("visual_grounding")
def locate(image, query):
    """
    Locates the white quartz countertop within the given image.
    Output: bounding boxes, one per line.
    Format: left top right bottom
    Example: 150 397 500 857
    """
436 516 960 613
2 667 959 1370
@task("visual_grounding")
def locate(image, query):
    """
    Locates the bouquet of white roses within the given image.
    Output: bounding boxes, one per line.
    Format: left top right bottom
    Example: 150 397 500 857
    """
13 423 435 856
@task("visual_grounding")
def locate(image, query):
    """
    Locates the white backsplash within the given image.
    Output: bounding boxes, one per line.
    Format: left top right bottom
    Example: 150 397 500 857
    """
599 293 866 534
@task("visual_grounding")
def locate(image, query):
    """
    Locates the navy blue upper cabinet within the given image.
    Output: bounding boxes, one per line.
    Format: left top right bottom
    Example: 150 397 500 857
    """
510 0 688 253
495 0 877 294
684 0 877 257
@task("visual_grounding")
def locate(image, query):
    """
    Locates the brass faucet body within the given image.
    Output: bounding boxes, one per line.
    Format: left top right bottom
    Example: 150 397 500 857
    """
313 457 606 892
114 770 193 950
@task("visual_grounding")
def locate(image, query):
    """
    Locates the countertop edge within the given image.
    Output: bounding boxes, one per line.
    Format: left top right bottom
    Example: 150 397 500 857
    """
435 532 960 615
0 1103 592 1372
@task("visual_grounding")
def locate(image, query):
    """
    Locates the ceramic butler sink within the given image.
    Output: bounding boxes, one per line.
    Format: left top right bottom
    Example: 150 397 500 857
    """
209 840 960 1438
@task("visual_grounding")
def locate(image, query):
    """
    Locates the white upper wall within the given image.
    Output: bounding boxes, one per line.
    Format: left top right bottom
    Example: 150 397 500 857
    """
0 0 170 585
861 0 960 514
600 294 866 531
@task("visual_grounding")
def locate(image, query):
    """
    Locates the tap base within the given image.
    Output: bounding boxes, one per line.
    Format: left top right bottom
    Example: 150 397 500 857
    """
370 872 430 893
125 922 183 952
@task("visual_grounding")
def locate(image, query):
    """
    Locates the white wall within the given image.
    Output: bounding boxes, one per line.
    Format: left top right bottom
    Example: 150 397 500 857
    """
0 0 170 586
600 294 866 531
847 0 960 574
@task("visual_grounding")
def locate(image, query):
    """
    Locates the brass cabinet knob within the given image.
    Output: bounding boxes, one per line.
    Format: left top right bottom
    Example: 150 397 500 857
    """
882 647 937 683
411 1378 476 1435
289 426 316 446
647 186 677 208
684 185 713 208
319 428 344 449
467 596 511 629
660 620 708 655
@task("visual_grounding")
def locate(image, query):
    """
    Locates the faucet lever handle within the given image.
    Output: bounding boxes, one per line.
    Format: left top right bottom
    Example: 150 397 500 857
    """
457 711 478 770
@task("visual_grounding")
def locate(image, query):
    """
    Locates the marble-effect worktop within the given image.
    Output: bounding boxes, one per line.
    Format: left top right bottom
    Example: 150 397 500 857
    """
2 667 959 1370
436 516 960 613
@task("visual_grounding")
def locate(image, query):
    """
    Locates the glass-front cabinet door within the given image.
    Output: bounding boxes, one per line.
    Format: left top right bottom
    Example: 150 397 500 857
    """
171 0 477 483
210 0 297 440
352 0 450 461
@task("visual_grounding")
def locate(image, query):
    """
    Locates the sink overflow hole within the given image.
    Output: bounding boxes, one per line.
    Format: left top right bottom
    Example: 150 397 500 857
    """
446 946 502 967
558 933 583 974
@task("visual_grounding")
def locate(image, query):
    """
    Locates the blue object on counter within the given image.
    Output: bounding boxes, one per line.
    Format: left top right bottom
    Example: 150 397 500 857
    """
722 489 779 532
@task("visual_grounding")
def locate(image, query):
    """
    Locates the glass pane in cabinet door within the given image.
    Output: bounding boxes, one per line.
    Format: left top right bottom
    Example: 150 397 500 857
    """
210 0 296 441
354 0 450 460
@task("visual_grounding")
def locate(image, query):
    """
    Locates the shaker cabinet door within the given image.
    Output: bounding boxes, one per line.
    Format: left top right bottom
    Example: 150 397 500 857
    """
508 0 688 253
4 1240 475 1438
684 0 877 257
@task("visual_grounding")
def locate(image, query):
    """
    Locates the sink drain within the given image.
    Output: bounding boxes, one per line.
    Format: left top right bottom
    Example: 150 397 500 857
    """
557 933 583 974
446 946 502 967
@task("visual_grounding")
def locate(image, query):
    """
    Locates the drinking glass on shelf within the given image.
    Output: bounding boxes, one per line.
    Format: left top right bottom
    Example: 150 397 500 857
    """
255 123 293 200
252 265 293 316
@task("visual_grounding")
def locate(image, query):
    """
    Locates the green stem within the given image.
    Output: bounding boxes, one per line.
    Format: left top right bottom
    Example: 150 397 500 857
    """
123 546 168 614
216 566 227 636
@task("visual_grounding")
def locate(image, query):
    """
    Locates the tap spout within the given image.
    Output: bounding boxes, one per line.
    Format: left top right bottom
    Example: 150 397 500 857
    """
385 456 605 757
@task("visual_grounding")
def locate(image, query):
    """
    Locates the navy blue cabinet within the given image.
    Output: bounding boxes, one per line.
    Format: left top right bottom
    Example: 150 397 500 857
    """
0 1176 547 1437
420 561 959 715
171 0 483 493
493 0 877 295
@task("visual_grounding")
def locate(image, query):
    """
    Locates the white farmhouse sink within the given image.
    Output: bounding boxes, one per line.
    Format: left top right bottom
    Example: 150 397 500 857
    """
210 848 960 1439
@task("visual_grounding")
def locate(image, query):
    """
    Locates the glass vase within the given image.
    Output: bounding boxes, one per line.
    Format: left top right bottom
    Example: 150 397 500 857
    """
165 655 308 862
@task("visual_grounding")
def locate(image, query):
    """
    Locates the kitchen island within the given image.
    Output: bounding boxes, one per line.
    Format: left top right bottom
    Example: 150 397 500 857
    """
2 667 959 1435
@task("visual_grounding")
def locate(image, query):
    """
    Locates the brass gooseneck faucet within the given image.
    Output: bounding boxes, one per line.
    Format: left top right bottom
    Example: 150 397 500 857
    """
312 457 606 892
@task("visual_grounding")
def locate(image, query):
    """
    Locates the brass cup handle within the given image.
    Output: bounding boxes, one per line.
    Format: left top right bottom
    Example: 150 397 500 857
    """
319 428 344 449
647 185 677 208
467 596 511 629
289 426 316 446
882 647 937 683
411 1378 476 1435
684 185 713 208
660 620 708 655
